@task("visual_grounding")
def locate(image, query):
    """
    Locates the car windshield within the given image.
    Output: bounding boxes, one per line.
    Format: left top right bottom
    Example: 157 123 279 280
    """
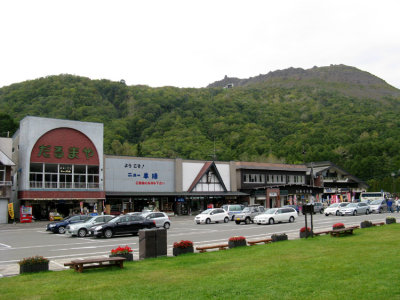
200 209 213 214
242 207 252 213
339 203 349 207
264 208 277 214
347 203 357 207
370 200 382 205
328 204 339 208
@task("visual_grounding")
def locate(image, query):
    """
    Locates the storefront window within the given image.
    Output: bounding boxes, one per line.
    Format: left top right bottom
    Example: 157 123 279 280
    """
29 163 100 190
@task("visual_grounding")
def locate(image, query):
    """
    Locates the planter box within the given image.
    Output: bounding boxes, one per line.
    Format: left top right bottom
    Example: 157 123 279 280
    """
299 231 313 238
110 253 133 261
386 218 396 224
20 262 49 274
173 246 194 256
271 233 288 242
228 239 247 248
360 221 372 228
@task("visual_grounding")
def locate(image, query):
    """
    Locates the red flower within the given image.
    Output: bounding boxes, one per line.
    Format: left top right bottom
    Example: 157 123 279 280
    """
229 236 246 242
333 223 345 229
173 240 194 249
300 227 311 233
110 245 133 255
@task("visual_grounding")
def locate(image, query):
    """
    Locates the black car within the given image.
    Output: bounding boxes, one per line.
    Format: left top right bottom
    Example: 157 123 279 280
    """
91 214 156 238
46 215 91 234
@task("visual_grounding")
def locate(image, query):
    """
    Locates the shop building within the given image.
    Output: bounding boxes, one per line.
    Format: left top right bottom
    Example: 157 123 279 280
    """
105 156 246 215
0 137 15 223
12 116 105 219
235 161 323 207
307 161 368 202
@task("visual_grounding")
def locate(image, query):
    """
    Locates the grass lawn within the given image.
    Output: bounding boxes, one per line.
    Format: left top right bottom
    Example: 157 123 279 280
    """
1 224 400 300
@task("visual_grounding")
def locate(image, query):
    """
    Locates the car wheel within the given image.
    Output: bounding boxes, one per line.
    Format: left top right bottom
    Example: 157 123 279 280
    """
289 216 294 223
353 210 357 216
78 228 87 237
245 217 251 224
163 222 170 229
366 209 369 215
235 221 241 225
58 226 66 234
104 229 113 238
224 217 229 223
320 209 324 214
206 218 211 224
379 208 383 214
325 213 329 216
335 211 339 216
268 218 274 225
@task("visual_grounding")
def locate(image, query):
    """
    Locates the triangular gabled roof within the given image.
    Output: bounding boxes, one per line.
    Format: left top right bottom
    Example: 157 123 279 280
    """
188 161 227 192
0 149 15 166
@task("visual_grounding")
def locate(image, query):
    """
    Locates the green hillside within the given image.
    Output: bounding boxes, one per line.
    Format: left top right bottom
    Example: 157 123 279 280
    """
1 66 400 191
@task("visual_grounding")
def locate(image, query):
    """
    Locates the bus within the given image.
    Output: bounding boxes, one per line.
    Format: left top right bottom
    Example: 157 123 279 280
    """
360 192 389 203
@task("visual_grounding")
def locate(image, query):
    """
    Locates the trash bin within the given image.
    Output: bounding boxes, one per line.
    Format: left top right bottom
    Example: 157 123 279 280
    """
139 228 167 259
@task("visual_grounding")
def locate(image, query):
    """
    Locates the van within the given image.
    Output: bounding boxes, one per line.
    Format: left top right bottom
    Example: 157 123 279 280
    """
221 204 245 221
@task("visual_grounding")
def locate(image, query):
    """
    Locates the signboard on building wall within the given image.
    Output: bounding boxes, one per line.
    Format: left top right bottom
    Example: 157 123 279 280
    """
30 128 99 165
105 157 175 192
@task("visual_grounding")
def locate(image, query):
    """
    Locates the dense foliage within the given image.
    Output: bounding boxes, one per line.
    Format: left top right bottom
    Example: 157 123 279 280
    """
1 73 400 191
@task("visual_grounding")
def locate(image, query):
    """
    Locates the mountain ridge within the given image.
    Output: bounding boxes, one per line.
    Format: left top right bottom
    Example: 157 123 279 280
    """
207 64 400 99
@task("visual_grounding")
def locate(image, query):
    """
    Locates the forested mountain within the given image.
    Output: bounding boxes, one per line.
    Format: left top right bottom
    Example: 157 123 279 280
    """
1 65 400 191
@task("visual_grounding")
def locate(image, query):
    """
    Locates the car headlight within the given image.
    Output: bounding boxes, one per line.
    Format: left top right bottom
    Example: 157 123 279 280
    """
94 226 103 230
49 224 55 227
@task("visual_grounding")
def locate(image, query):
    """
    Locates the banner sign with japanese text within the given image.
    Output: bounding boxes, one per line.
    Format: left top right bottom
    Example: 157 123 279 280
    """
105 157 175 192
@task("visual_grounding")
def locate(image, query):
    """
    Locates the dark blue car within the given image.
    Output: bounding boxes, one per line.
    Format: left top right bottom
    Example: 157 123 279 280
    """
46 215 91 234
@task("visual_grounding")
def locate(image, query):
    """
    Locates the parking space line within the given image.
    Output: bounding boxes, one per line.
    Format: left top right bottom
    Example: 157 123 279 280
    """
0 243 11 248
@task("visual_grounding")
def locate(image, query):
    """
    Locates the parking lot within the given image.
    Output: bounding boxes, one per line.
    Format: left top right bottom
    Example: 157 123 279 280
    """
0 212 395 277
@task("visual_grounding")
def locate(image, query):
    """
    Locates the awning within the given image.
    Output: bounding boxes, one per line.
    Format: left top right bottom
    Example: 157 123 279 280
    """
106 191 249 197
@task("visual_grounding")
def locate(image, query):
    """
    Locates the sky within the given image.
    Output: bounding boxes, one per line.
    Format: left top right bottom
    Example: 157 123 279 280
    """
1 0 399 89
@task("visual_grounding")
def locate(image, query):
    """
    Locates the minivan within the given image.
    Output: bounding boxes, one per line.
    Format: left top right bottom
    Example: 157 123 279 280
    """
222 204 245 221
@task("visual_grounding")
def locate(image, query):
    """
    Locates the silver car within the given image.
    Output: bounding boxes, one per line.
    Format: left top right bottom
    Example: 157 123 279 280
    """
339 202 370 216
369 199 387 213
235 205 265 224
66 215 115 237
142 212 171 229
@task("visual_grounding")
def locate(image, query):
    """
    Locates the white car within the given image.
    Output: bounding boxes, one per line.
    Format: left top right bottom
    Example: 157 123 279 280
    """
324 202 350 216
339 202 370 216
142 212 171 229
194 208 229 224
253 207 297 225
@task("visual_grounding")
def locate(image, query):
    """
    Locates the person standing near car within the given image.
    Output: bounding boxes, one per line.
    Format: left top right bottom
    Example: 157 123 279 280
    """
396 197 400 213
387 198 393 213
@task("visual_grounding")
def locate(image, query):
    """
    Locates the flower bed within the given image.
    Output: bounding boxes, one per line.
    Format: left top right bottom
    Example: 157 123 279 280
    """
19 256 49 274
299 227 312 238
332 223 345 230
173 240 194 256
228 236 247 248
110 245 133 261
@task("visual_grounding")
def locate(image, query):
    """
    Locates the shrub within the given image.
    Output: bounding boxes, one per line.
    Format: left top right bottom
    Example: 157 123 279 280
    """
18 256 49 266
173 240 194 249
333 223 345 230
228 236 246 242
